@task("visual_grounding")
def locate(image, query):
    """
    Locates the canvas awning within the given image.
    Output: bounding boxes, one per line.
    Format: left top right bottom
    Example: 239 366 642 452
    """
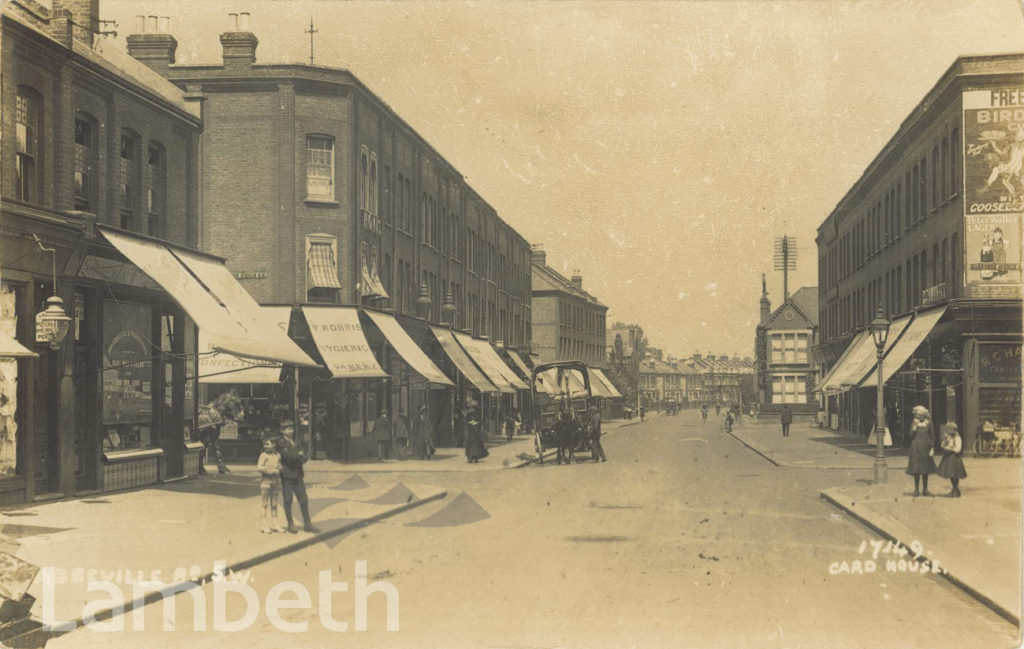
453 332 516 394
859 307 946 388
362 311 453 387
307 242 341 289
300 306 388 379
0 331 36 358
817 330 873 393
102 228 318 367
590 368 623 398
429 327 497 393
536 366 589 398
481 341 529 390
504 348 533 381
198 306 293 383
587 367 616 398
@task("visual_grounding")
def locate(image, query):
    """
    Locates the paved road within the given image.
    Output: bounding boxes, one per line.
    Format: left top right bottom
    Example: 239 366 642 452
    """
54 411 1019 649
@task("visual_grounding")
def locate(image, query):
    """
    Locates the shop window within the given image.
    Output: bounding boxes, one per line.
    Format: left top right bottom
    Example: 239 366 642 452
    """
102 300 154 450
146 143 165 237
306 135 334 200
74 114 96 211
950 127 959 196
16 88 42 203
120 131 140 230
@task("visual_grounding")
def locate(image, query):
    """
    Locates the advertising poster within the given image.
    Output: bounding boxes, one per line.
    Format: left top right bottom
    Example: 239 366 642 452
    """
962 88 1024 298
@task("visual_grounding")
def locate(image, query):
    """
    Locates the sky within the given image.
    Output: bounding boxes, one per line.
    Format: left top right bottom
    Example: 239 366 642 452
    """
103 0 1024 358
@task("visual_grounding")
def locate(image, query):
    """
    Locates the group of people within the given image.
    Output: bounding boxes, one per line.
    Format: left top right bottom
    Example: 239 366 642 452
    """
372 405 437 461
905 405 967 498
255 419 320 534
552 404 606 464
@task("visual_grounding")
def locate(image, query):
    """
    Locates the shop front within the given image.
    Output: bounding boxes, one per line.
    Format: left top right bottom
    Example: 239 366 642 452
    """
428 326 498 446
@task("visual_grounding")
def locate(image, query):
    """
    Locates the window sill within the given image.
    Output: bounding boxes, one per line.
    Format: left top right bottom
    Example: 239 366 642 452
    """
304 197 339 207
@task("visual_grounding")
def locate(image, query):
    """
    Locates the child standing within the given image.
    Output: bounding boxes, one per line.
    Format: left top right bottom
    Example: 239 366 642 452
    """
937 423 967 497
257 437 285 533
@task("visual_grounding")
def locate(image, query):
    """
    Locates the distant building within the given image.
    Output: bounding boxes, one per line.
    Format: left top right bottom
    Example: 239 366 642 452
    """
638 357 686 407
755 284 819 412
683 353 755 407
530 245 607 367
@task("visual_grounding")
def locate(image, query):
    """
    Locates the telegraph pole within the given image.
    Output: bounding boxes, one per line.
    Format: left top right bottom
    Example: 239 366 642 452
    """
773 235 797 301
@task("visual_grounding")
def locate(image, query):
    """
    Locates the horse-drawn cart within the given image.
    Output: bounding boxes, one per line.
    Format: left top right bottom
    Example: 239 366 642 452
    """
531 361 596 464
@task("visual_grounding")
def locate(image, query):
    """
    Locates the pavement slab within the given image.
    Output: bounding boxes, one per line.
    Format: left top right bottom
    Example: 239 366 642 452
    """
821 457 1022 626
727 418 910 469
3 476 445 632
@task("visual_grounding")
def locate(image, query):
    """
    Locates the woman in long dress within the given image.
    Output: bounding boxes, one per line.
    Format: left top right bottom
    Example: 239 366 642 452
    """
464 400 488 463
905 405 936 497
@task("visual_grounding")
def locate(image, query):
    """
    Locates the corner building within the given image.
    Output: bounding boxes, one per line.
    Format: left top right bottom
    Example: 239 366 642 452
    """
814 54 1023 453
125 16 533 457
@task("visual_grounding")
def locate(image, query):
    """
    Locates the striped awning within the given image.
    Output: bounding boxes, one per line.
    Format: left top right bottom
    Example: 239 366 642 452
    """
307 242 341 289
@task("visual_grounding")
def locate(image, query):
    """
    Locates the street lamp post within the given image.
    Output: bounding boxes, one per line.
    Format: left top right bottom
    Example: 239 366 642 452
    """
870 304 891 484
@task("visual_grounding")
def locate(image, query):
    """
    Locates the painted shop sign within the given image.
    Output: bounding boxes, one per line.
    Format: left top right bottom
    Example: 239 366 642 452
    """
232 271 267 280
978 343 1022 383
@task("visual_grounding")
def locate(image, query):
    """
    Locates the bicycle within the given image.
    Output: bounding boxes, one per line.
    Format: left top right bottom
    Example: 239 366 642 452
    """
974 428 1022 457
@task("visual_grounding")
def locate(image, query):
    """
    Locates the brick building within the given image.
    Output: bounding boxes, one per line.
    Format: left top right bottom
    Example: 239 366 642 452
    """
813 54 1022 452
124 14 533 456
1 2 311 502
530 244 608 367
754 283 819 413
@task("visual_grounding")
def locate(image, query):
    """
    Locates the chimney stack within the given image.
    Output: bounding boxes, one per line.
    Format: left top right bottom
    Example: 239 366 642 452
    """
49 0 99 47
220 12 258 69
530 243 546 268
570 270 583 290
126 14 178 75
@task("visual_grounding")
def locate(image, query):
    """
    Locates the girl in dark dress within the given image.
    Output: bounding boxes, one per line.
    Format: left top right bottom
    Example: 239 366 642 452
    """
905 405 936 496
937 423 967 497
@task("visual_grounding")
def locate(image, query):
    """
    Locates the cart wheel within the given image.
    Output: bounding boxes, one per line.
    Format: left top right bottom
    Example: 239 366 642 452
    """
974 437 994 458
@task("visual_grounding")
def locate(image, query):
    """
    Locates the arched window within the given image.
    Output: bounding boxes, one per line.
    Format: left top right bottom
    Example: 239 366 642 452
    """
369 152 378 214
359 146 369 210
146 141 166 236
16 87 42 203
75 112 98 211
120 130 141 230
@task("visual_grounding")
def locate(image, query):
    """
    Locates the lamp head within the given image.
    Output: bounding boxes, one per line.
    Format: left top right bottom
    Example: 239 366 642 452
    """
36 295 72 350
869 303 890 350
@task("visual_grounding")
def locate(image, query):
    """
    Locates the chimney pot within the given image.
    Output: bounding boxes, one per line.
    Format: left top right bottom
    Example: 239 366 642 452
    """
135 15 145 32
229 13 239 29
147 15 158 32
158 16 170 33
239 12 250 31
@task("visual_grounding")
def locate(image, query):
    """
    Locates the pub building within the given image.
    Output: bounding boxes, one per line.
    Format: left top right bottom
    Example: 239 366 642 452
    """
122 12 535 458
813 53 1023 453
0 1 318 504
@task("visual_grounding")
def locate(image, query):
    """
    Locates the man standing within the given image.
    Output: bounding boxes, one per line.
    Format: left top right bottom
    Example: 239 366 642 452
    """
275 420 320 534
373 409 391 461
781 405 793 437
589 404 606 462
197 402 229 474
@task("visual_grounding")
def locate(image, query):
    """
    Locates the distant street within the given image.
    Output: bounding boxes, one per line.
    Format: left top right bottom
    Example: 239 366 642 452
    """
55 411 1018 649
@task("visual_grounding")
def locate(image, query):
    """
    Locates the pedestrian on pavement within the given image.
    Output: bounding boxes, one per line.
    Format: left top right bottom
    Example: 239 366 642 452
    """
275 420 320 534
780 405 793 437
589 404 606 462
701 403 709 423
412 404 434 459
393 409 410 460
464 399 488 463
715 402 721 416
373 409 391 461
197 401 230 474
724 408 734 433
639 405 646 422
256 437 284 533
936 423 967 497
905 405 937 497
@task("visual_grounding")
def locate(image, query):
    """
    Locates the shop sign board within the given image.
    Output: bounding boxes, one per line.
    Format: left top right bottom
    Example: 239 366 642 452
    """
962 88 1024 299
977 343 1023 384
